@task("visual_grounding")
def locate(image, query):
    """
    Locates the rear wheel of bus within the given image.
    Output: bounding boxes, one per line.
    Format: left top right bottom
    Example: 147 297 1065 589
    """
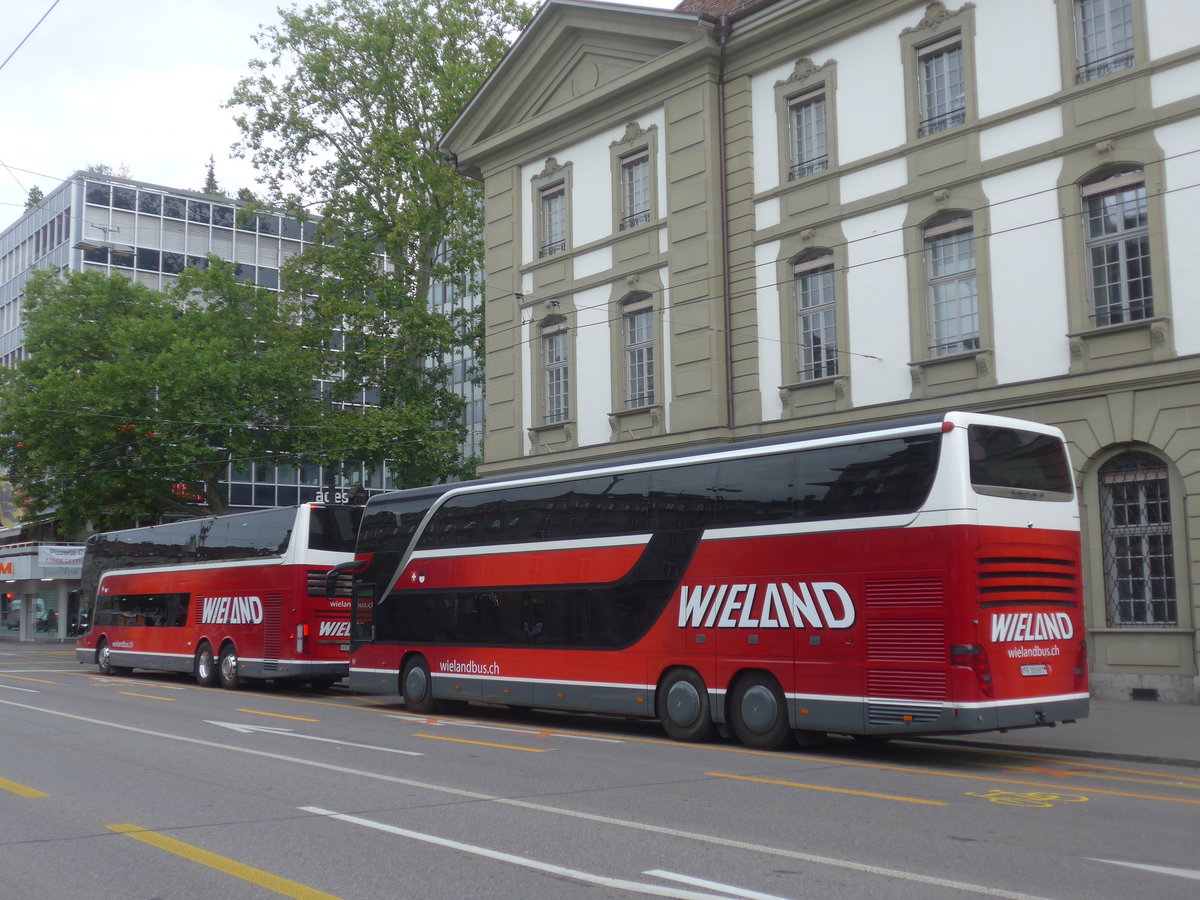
218 643 241 690
657 667 716 742
729 672 791 751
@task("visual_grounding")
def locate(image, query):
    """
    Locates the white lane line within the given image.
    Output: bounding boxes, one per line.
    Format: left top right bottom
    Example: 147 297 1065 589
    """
300 806 738 900
2 697 1055 900
1090 858 1200 882
207 721 423 756
0 683 38 693
646 870 792 900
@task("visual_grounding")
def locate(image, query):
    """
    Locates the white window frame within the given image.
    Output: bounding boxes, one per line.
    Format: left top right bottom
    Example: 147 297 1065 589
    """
787 90 828 181
1082 170 1151 327
542 325 570 424
619 151 652 231
793 252 838 380
1075 0 1135 83
623 299 655 409
924 216 979 356
539 183 566 258
916 34 966 137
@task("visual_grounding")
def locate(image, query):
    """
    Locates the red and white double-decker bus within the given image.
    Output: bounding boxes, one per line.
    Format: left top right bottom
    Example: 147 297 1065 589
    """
335 411 1088 748
75 503 362 689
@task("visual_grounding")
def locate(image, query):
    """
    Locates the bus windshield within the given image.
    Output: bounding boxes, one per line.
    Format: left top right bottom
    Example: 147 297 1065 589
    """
968 425 1074 500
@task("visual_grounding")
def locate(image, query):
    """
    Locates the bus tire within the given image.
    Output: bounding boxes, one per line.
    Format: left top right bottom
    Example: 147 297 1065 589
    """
401 655 436 714
730 672 791 751
657 668 716 743
97 639 114 676
218 643 241 691
195 642 219 687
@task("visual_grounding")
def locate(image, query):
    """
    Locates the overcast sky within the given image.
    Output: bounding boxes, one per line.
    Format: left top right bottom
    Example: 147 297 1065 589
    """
0 0 680 227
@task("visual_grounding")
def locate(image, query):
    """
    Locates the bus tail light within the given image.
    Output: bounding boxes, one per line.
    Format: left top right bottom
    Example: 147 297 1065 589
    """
297 623 307 654
1074 640 1088 691
951 643 994 698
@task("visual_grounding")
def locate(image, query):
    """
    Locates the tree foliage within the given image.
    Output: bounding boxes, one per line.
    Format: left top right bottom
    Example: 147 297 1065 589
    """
228 0 533 482
0 265 435 533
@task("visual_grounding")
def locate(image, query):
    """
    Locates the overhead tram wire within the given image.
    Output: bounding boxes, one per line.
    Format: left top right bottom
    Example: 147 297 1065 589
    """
0 0 62 75
497 174 1200 362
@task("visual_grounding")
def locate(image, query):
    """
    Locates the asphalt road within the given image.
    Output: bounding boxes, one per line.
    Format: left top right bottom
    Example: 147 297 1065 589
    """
2 644 1197 900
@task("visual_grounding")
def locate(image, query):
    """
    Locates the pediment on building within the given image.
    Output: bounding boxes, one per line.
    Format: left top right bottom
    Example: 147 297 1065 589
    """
443 3 707 165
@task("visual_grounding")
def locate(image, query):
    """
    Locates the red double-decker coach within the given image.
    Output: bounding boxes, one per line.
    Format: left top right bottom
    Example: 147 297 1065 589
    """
334 411 1088 748
75 503 361 689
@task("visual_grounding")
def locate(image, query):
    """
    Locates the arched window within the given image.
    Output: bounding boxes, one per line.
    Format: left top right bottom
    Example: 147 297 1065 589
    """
1099 451 1176 626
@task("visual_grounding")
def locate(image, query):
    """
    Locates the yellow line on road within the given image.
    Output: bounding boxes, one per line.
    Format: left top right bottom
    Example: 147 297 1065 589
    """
0 776 48 798
812 757 1200 807
414 733 548 753
119 692 176 701
0 673 56 684
709 772 948 806
107 824 342 900
236 709 320 723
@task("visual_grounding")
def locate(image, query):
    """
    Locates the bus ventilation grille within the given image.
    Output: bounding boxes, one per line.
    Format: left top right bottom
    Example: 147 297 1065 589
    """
262 593 282 670
864 578 944 607
977 555 1078 605
867 620 945 663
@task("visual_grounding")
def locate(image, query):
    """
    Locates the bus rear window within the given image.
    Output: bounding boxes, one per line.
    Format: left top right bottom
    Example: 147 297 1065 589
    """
968 425 1073 500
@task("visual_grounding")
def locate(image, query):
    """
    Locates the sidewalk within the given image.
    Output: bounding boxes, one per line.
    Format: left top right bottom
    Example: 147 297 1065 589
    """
4 637 1197 766
915 697 1200 767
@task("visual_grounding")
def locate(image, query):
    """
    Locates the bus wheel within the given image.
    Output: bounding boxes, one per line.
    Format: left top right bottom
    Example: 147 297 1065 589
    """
195 642 218 687
218 644 241 691
401 655 436 714
97 639 113 676
657 668 716 743
730 673 791 751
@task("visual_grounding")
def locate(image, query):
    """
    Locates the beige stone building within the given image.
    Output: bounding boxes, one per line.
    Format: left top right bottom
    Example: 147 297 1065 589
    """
441 0 1200 702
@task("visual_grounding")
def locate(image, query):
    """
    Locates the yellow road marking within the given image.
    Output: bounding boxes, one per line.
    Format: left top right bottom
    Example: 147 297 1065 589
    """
413 733 547 753
119 692 176 701
236 709 320 723
107 825 342 899
709 772 948 806
0 674 56 684
0 777 48 798
927 743 1200 784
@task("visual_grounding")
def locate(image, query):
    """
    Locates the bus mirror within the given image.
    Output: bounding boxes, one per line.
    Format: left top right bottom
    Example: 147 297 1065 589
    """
325 558 370 600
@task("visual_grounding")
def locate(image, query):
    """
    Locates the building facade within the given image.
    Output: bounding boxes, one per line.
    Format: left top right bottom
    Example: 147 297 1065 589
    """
441 0 1200 701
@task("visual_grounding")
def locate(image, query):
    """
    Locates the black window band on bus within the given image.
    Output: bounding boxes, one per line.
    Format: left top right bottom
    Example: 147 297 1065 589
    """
968 426 1074 501
93 593 190 628
412 433 942 551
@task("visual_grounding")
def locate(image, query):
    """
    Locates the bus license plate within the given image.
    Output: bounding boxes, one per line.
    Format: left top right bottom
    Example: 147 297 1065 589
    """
340 644 350 652
1021 664 1048 677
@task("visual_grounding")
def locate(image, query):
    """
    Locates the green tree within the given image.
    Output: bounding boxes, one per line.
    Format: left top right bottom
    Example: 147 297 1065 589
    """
24 186 44 211
228 0 532 485
202 155 223 195
0 265 346 532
